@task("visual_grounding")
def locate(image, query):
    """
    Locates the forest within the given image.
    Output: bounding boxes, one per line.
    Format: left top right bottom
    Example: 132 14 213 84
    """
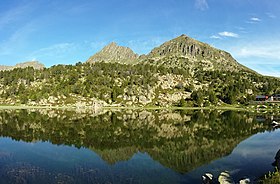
0 61 280 107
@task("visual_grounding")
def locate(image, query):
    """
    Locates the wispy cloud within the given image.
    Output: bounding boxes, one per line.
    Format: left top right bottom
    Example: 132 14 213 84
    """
250 17 261 22
218 31 239 38
266 13 276 19
230 41 280 77
254 65 280 77
210 35 221 39
89 41 107 51
128 37 169 54
0 22 36 56
195 0 209 11
232 43 280 60
29 43 76 59
0 3 33 30
246 17 262 24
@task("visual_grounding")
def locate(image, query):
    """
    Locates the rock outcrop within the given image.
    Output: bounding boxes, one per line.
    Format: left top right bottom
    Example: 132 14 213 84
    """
144 34 248 72
147 34 222 58
86 42 138 64
202 171 251 184
85 34 252 73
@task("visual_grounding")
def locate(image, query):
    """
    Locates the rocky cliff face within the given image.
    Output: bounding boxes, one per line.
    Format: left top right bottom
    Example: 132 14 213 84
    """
147 34 221 58
86 42 138 64
144 34 246 72
86 34 249 73
0 61 45 71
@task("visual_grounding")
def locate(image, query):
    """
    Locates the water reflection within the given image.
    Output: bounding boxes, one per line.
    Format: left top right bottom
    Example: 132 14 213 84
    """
0 109 274 183
273 148 280 170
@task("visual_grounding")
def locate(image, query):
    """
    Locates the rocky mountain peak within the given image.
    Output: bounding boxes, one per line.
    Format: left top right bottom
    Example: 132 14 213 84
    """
0 61 45 71
144 34 248 72
86 42 138 63
84 34 249 72
147 34 219 58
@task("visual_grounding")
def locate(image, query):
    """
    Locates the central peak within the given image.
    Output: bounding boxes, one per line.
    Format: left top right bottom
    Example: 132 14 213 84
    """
86 42 138 64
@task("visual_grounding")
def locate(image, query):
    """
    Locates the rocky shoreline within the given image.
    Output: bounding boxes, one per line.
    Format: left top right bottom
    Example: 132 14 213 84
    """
202 171 250 184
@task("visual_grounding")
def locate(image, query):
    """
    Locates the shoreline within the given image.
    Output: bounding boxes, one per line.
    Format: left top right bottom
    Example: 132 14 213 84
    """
0 105 76 110
0 104 255 111
0 104 278 112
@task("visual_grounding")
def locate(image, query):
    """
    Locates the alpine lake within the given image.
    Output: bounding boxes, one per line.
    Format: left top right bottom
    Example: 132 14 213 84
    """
0 108 279 184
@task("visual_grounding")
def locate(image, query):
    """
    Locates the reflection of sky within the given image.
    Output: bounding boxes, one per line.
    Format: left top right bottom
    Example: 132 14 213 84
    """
185 129 280 183
0 129 280 183
0 137 180 184
233 129 280 158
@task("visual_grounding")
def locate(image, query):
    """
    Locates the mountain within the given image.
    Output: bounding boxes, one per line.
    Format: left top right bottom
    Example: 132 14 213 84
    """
144 34 246 72
86 42 138 64
0 61 45 71
0 34 279 107
86 34 252 74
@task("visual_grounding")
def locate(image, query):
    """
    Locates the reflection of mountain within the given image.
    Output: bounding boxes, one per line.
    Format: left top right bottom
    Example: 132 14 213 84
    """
93 147 138 165
146 138 242 173
0 110 269 173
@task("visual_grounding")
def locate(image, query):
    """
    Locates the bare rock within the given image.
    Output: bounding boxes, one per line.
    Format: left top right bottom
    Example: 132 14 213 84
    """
218 171 234 184
86 42 138 63
0 61 45 71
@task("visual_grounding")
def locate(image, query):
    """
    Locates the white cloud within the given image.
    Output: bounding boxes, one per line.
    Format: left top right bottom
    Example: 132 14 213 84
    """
246 17 262 24
250 17 261 22
210 35 221 39
218 31 239 38
195 0 209 11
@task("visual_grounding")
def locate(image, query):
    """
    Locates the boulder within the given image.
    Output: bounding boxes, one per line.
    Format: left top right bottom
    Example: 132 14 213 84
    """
218 171 234 184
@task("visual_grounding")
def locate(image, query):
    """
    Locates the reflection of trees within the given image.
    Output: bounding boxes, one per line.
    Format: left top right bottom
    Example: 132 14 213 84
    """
0 109 269 173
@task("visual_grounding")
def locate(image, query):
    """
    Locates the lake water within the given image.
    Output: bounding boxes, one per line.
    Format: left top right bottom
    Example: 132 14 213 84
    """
0 109 279 184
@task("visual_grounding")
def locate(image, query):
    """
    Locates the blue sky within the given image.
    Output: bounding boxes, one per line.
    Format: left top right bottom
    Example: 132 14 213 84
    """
0 0 279 76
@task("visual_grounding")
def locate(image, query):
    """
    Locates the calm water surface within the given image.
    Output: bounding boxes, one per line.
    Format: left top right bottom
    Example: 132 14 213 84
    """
0 109 279 184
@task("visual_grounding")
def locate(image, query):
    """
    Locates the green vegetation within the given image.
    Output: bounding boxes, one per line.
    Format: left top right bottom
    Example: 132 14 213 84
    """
1 35 280 107
260 170 280 184
0 61 280 107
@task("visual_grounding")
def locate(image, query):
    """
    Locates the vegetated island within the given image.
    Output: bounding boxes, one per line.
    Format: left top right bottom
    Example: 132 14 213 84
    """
0 34 280 110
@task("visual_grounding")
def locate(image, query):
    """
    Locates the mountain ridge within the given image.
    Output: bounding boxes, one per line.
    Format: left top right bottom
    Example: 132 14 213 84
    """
0 61 45 71
0 35 260 75
86 34 252 74
0 34 279 108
